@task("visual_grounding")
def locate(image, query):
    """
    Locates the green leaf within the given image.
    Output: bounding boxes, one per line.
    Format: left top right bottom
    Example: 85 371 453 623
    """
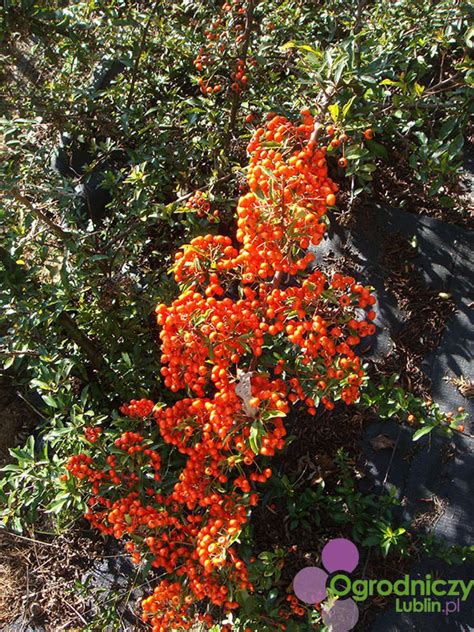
380 78 401 86
447 134 464 158
412 426 434 441
346 146 369 160
382 540 391 556
1 464 21 473
249 422 261 455
261 409 286 420
342 97 355 118
42 394 58 408
333 57 347 85
414 82 425 96
46 494 70 514
3 356 15 370
328 103 339 122
365 139 388 158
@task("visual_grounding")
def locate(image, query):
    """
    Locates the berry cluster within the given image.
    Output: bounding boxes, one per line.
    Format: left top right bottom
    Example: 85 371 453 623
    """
314 123 376 170
172 234 238 291
142 581 213 630
84 425 102 443
193 0 257 96
231 56 252 93
238 109 338 277
67 109 376 630
119 399 155 418
184 190 219 221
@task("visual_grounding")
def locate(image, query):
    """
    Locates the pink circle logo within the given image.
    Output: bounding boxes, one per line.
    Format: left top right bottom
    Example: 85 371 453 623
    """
293 538 359 631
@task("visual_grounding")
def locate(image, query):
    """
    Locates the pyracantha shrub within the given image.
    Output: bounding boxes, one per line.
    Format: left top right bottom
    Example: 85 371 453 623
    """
67 109 376 631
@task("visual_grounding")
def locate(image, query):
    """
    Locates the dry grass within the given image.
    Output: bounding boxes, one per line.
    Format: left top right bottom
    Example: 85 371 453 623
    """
0 545 25 626
0 527 149 631
445 373 474 399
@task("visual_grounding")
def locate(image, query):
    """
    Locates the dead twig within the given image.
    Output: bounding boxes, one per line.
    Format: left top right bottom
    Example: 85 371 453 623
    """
0 348 41 357
0 530 58 548
61 597 88 626
309 85 338 144
57 312 104 372
126 0 162 109
11 190 74 242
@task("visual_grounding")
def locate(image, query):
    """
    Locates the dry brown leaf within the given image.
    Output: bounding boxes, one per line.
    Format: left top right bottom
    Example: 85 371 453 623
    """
370 434 396 451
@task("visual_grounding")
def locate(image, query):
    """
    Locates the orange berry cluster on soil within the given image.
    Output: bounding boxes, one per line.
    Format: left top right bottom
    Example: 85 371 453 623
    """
67 109 376 631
